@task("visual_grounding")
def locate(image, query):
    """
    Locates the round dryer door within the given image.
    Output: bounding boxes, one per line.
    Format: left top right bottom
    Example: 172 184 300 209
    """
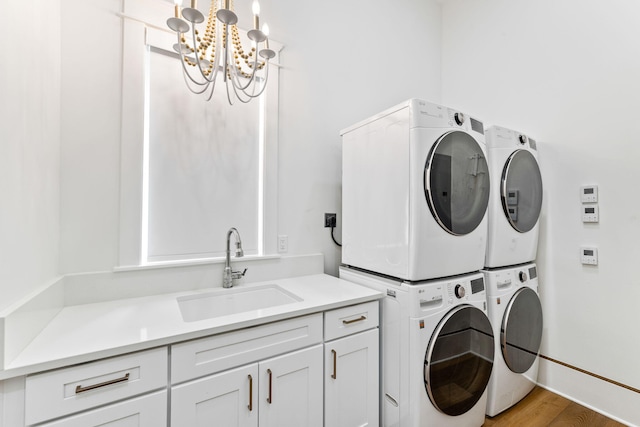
424 131 490 236
424 305 494 416
501 149 543 233
501 287 543 373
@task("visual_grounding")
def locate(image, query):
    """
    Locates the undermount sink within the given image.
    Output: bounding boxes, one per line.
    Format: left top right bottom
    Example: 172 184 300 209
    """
177 284 303 322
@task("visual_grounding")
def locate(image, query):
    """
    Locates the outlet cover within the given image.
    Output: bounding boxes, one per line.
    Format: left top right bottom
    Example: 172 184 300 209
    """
324 213 336 227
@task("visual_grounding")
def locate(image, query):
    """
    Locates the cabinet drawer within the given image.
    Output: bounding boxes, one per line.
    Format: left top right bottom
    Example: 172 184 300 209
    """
324 301 379 341
171 313 323 384
38 390 167 427
25 347 167 425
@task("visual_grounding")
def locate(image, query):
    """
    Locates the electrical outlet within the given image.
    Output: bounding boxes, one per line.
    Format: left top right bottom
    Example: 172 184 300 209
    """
278 235 288 253
324 213 337 227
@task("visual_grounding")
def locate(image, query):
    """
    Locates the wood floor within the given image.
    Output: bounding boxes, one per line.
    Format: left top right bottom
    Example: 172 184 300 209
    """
483 387 626 427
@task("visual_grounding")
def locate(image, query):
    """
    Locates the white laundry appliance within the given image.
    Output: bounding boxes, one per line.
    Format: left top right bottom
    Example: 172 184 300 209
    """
340 266 495 427
484 126 543 268
482 263 543 417
341 99 490 281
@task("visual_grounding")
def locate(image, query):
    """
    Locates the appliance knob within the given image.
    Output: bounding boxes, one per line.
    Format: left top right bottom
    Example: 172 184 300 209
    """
519 271 528 282
454 284 466 299
454 112 465 126
519 134 527 145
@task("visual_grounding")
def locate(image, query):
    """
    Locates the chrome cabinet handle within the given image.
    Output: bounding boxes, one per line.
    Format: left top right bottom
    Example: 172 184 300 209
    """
331 349 337 379
343 315 366 325
266 369 273 404
248 374 253 411
75 373 130 394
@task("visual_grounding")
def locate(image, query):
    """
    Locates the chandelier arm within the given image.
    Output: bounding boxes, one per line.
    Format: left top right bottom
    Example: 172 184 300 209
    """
231 60 270 99
228 58 259 93
182 70 213 94
229 74 255 104
174 43 214 96
204 77 217 101
226 34 260 92
176 35 213 90
225 71 237 104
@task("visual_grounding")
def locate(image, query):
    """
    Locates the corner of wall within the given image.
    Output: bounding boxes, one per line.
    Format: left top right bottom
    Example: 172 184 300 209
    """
2 277 65 369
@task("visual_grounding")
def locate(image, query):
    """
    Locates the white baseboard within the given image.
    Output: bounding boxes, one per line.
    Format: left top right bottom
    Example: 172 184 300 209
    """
538 356 639 426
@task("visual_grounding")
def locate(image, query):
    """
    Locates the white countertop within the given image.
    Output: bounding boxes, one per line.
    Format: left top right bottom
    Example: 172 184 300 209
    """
2 274 382 379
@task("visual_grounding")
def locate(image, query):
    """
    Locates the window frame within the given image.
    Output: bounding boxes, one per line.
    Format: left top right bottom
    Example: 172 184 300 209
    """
118 0 280 268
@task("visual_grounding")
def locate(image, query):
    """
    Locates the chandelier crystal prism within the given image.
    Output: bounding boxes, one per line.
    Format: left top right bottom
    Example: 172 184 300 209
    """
167 0 275 104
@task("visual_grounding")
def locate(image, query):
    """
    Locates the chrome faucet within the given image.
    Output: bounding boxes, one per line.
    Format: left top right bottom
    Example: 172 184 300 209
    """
223 227 247 288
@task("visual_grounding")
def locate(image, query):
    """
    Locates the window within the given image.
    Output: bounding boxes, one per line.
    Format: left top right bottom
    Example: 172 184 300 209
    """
119 0 280 268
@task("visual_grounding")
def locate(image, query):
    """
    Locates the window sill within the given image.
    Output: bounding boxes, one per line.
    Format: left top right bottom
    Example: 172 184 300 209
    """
113 254 282 273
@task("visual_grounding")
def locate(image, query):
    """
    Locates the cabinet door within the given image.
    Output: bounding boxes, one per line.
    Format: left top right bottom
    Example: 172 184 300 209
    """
259 345 323 427
39 390 167 427
171 364 258 427
325 329 379 427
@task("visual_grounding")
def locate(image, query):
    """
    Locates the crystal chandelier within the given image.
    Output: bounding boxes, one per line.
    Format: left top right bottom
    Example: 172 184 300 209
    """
167 0 275 104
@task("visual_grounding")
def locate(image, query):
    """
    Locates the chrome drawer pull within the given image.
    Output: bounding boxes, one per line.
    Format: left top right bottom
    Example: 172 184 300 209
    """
342 315 366 325
75 373 130 394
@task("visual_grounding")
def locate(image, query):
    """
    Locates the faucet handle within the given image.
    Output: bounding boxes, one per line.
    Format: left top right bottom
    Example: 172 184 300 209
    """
232 268 248 280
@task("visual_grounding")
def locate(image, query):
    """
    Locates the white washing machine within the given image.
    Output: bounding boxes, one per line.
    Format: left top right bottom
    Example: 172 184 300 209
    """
341 99 490 281
340 266 495 427
482 263 543 417
484 125 543 268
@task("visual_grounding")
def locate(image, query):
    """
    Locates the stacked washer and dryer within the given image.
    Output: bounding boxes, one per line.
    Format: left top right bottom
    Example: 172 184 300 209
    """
482 125 544 417
339 99 495 427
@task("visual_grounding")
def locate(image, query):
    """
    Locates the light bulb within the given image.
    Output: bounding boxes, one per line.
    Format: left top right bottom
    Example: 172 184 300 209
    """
173 0 181 17
262 23 270 36
252 1 260 29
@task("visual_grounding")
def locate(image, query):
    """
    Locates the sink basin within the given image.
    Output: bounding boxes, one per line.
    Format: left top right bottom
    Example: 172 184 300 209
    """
177 284 303 322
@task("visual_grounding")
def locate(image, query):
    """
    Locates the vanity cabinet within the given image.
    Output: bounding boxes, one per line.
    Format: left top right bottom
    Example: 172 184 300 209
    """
5 301 379 427
23 347 167 427
37 391 167 427
258 345 323 427
324 301 380 427
171 346 323 427
171 364 258 427
170 313 324 427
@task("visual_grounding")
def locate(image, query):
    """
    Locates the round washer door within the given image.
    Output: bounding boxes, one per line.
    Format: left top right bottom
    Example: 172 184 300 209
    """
424 131 490 236
501 287 543 373
424 305 494 416
501 149 543 233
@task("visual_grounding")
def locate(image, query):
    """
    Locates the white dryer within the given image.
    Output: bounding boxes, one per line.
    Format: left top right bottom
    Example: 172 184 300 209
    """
341 99 490 281
340 266 495 427
484 125 543 268
482 263 543 417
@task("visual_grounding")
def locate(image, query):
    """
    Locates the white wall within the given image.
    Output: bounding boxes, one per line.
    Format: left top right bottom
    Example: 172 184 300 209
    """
57 0 443 276
441 0 640 424
59 0 123 274
0 0 61 313
267 0 443 275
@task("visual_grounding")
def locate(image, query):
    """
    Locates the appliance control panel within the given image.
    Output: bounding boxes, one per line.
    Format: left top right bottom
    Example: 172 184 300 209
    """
580 185 598 203
581 246 598 265
582 204 599 222
448 282 469 301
